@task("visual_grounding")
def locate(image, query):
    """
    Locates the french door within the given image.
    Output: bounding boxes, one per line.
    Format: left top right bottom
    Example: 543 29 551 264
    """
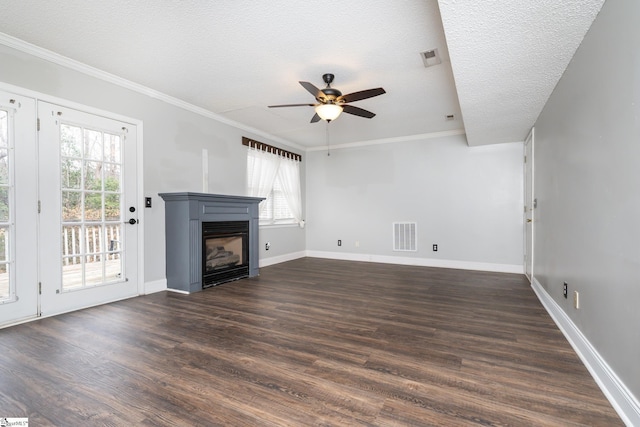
0 90 38 326
38 102 139 317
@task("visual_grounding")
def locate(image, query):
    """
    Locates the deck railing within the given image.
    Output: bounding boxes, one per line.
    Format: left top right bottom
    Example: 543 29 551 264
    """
62 224 121 264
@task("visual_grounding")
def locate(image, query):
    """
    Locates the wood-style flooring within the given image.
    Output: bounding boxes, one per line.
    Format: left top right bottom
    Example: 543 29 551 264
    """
0 258 623 426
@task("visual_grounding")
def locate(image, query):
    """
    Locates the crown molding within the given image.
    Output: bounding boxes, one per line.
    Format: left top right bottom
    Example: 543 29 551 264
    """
306 128 467 152
0 32 468 154
0 32 304 152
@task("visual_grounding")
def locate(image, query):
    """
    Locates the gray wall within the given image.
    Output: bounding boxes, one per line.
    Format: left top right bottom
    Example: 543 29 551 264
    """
533 0 640 400
306 135 524 269
0 44 306 286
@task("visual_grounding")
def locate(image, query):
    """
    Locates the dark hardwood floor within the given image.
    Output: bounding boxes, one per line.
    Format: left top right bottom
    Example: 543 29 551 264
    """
0 258 623 426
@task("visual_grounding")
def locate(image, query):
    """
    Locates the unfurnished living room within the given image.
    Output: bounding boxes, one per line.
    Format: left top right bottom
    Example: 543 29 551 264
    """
0 1 638 426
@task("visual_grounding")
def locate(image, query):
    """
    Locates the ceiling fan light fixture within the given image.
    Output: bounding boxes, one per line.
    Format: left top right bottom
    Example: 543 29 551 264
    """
315 103 343 121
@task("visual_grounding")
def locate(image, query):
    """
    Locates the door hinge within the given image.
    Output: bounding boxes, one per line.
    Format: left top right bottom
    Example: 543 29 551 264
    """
38 282 42 295
38 200 41 213
524 155 527 163
37 118 40 131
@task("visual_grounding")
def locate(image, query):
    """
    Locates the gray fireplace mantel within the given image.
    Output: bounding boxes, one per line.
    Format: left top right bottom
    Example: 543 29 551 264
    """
158 192 264 293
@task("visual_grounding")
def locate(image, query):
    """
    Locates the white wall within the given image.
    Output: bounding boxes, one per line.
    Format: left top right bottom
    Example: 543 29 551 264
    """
0 43 306 288
533 0 640 409
305 134 524 271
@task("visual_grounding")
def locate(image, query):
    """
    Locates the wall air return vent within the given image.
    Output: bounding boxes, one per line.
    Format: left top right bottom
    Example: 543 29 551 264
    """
393 222 417 252
421 49 441 68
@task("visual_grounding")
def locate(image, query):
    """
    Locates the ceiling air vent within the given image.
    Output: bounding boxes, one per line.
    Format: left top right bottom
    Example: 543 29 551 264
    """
421 49 441 68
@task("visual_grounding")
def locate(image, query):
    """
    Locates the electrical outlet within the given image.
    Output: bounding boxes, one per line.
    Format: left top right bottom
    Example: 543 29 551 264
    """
337 240 342 246
355 241 360 247
433 244 438 252
265 242 270 251
574 291 580 309
563 282 568 298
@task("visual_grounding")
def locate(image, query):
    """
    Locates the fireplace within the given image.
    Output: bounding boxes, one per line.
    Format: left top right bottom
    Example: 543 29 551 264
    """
159 193 264 293
202 221 249 287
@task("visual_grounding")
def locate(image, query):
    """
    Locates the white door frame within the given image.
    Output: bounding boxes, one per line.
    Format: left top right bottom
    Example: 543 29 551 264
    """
524 127 534 281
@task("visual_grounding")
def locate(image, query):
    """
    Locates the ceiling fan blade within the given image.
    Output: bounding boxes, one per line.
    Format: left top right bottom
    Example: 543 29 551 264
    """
342 105 376 119
268 103 315 108
299 81 323 99
338 87 386 103
310 113 321 123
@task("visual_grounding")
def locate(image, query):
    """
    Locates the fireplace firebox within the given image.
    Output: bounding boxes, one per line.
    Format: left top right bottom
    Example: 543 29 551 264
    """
202 221 249 287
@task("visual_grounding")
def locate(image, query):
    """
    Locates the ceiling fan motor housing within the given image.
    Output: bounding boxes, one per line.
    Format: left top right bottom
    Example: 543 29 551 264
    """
319 73 341 102
319 87 342 102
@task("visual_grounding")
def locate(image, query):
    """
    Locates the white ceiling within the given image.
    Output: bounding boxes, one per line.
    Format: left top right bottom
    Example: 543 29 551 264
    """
0 0 604 148
439 0 605 146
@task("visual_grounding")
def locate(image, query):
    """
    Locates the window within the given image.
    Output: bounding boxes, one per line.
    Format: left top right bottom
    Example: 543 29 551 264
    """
260 175 294 223
246 141 302 227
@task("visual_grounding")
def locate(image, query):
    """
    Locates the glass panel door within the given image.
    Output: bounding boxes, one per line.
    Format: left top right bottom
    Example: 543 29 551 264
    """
0 109 9 302
39 102 138 317
0 91 38 326
60 123 124 290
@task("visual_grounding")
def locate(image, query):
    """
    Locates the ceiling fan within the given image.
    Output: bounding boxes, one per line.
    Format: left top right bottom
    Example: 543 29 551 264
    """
268 73 386 123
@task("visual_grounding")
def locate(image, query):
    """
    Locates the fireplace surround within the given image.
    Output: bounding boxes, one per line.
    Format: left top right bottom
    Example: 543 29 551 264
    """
159 192 264 293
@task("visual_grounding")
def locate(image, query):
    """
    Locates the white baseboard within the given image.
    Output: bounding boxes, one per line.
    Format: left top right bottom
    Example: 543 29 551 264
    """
304 251 523 274
144 278 167 294
259 251 306 268
531 278 640 427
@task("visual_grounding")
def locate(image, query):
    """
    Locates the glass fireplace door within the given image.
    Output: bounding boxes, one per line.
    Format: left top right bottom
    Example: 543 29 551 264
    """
202 221 249 287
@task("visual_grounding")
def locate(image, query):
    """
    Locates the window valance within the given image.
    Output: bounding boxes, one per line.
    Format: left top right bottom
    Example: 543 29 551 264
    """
242 137 301 162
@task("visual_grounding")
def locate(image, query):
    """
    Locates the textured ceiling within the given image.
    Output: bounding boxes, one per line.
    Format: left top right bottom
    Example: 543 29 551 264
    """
438 0 605 146
0 0 604 149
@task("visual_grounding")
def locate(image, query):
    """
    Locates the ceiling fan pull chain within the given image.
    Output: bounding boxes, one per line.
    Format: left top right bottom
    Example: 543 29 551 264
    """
326 121 331 156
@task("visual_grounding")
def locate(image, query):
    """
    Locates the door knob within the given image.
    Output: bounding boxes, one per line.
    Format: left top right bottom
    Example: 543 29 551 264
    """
128 218 137 225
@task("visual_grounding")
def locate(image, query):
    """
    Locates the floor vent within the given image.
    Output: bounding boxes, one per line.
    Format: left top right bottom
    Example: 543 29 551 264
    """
393 222 417 252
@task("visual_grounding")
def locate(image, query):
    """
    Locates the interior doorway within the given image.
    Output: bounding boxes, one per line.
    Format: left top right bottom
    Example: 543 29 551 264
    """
524 128 534 281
